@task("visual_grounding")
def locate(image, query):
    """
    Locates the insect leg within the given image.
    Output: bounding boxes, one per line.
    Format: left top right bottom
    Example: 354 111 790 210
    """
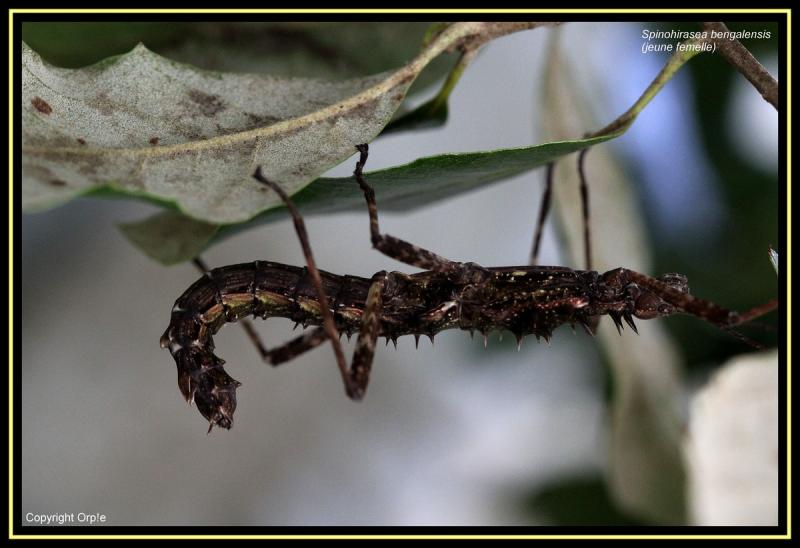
353 144 460 273
576 149 593 271
252 168 360 399
263 327 328 366
529 162 555 265
624 269 778 346
347 271 387 399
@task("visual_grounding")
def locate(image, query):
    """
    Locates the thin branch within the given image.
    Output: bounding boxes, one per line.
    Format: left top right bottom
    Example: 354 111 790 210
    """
586 37 705 138
701 22 778 110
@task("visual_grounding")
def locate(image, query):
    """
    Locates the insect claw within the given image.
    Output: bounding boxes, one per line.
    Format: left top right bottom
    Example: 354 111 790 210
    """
623 312 638 334
610 313 624 335
470 329 475 339
427 334 435 346
414 334 421 349
391 337 398 350
293 322 300 331
207 421 214 435
346 332 352 342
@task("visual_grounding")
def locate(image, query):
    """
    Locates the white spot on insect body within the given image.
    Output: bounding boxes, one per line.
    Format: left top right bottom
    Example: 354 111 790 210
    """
169 340 184 354
424 300 458 322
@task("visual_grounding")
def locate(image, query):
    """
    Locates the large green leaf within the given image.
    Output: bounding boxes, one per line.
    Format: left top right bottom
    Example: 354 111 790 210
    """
120 135 619 264
21 22 456 92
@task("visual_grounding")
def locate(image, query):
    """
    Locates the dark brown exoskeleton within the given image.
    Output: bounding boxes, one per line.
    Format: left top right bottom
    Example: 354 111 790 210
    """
161 144 778 432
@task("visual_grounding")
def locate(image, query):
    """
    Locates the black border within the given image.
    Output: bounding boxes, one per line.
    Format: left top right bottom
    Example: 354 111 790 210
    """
11 6 791 538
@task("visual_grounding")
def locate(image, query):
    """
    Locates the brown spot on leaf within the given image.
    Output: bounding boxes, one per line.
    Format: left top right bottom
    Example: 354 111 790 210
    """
397 73 415 87
149 137 160 146
92 92 116 116
76 138 86 145
31 96 52 115
245 112 280 128
346 96 379 120
186 89 226 117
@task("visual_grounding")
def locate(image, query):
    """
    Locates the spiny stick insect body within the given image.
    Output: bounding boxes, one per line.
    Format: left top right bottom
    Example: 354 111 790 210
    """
161 144 778 432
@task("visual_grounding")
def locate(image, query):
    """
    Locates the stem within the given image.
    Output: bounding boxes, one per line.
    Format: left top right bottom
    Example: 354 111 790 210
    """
429 48 478 111
701 21 779 110
588 38 705 138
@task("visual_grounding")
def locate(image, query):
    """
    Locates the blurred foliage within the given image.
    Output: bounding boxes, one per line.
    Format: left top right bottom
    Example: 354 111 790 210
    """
632 21 779 370
520 20 780 526
520 475 649 526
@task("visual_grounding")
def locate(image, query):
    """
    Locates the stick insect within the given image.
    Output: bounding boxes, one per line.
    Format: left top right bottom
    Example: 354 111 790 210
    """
161 144 778 432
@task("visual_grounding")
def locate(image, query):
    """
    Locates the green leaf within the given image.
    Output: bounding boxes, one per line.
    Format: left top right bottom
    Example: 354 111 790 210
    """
382 47 475 135
21 22 186 67
20 22 453 83
119 211 219 266
121 135 619 265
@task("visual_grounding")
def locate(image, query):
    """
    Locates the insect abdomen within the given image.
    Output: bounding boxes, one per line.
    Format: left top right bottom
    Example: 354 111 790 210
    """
160 262 376 431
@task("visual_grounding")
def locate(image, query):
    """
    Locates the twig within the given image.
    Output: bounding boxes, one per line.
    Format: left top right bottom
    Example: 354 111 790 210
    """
701 22 778 110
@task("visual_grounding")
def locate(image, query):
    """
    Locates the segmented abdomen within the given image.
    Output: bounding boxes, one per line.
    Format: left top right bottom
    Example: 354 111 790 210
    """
160 261 371 431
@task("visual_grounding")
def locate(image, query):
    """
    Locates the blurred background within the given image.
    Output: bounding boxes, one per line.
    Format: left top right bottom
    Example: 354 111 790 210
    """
20 21 779 526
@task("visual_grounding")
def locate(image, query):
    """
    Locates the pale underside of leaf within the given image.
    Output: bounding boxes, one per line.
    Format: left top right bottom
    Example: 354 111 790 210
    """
22 23 555 226
21 41 412 224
